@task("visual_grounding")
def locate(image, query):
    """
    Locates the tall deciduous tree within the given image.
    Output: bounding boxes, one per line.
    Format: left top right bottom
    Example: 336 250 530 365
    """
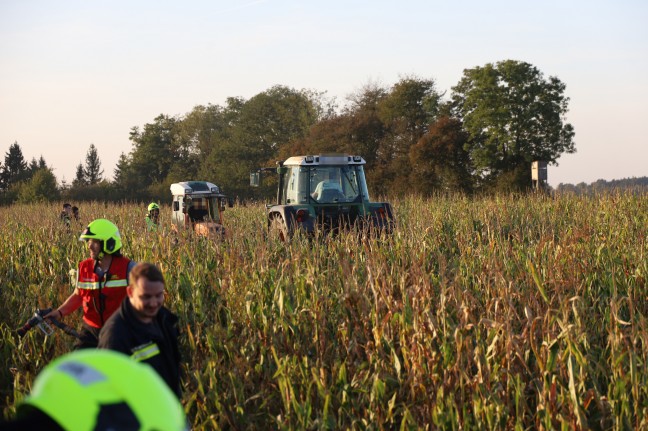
199 86 320 197
291 77 441 196
83 144 103 185
181 103 233 160
409 116 472 194
344 82 389 168
235 85 320 164
128 114 179 187
284 85 389 193
376 77 441 194
451 60 575 190
18 167 60 203
170 104 231 183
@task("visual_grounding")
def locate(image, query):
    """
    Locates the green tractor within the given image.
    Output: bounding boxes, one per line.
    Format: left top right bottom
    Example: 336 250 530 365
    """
251 154 395 240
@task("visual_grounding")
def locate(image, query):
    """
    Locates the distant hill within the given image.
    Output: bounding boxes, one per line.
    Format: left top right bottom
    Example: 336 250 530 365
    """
556 176 648 193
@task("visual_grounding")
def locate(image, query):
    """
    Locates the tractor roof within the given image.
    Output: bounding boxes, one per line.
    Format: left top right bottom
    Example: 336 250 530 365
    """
283 154 366 167
170 181 222 196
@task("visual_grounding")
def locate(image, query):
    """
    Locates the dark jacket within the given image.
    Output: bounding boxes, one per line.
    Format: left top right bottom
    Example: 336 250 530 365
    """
98 297 181 397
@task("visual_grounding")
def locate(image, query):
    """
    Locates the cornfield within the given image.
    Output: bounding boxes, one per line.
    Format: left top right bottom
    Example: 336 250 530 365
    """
0 192 646 430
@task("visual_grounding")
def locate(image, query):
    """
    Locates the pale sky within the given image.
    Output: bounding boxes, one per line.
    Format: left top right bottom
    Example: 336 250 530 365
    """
1 0 646 187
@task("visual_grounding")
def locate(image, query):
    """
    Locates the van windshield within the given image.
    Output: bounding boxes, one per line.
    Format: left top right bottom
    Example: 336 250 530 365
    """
188 197 218 221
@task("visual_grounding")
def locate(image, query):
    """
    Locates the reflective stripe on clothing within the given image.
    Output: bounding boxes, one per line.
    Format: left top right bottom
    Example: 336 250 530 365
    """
77 279 128 290
78 257 131 328
131 342 160 362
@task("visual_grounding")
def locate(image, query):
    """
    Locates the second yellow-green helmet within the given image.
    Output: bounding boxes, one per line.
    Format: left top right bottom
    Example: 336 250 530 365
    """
16 349 187 431
148 202 160 212
79 219 122 254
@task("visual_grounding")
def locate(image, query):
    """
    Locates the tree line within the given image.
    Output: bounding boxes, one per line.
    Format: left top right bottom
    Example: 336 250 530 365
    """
556 177 648 194
1 59 577 205
0 141 108 205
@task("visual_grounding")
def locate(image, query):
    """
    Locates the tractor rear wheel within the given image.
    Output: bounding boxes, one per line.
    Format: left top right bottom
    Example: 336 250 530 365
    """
269 217 289 242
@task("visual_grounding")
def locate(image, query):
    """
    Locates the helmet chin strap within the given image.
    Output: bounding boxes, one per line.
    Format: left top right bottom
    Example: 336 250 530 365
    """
94 240 106 264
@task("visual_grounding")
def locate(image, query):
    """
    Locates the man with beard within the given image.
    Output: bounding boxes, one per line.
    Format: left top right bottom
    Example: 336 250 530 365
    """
98 262 181 398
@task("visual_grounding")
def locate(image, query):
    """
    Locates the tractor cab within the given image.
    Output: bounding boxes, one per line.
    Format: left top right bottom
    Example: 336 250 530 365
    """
170 181 227 237
251 154 394 240
282 155 371 205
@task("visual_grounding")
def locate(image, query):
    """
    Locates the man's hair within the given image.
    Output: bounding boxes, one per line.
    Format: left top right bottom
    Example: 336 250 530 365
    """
129 262 165 287
63 203 71 209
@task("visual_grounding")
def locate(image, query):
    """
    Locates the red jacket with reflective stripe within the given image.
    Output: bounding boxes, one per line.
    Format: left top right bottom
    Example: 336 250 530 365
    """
77 256 130 328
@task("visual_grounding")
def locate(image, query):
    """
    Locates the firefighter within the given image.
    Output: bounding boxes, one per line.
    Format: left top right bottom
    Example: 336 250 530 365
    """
99 262 181 398
2 349 187 430
146 202 160 231
44 219 136 349
60 203 73 227
72 205 80 222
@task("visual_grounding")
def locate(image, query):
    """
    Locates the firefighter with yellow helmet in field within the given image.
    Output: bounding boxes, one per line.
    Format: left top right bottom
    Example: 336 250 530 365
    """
44 219 136 349
146 202 160 231
2 349 187 430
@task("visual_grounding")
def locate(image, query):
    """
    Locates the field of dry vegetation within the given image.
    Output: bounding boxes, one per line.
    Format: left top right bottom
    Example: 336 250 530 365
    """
0 192 646 430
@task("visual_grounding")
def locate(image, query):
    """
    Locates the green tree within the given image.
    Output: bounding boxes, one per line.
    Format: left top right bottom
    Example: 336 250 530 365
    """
113 152 134 190
17 168 60 203
378 77 440 141
184 99 245 161
63 180 120 202
235 85 320 164
128 115 180 187
294 78 441 196
73 163 86 187
282 103 387 189
124 112 207 200
199 86 320 198
28 156 47 177
342 82 389 168
171 103 234 183
409 116 472 194
287 82 391 195
376 77 441 194
282 114 359 158
111 152 153 200
450 60 575 191
1 142 29 191
83 144 104 185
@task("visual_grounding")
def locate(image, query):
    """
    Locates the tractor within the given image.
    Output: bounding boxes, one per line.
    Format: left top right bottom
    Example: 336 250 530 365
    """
170 181 228 237
250 154 395 240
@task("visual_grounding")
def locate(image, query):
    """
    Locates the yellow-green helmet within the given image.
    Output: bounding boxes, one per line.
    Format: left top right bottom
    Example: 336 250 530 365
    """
148 202 160 212
16 349 187 430
79 219 122 254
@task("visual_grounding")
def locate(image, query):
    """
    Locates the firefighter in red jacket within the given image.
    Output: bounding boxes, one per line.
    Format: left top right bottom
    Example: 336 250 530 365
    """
45 219 136 349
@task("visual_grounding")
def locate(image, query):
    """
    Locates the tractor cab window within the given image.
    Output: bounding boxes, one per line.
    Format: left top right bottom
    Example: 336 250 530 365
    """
309 166 365 203
284 168 298 204
283 167 311 204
